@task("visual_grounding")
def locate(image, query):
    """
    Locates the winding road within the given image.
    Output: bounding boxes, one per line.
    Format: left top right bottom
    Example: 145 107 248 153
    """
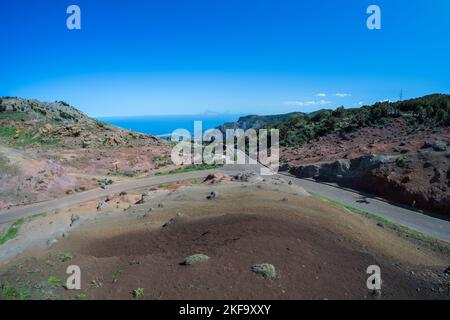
1 163 449 242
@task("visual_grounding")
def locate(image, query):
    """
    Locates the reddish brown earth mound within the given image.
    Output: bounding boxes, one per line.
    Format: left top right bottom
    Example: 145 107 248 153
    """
0 99 176 209
76 213 440 300
282 119 450 216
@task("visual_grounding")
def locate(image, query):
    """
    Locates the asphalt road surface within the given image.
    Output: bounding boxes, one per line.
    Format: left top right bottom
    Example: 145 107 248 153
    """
1 164 449 242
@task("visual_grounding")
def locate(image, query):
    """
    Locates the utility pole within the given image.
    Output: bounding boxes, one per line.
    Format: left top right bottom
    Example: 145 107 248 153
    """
399 89 403 101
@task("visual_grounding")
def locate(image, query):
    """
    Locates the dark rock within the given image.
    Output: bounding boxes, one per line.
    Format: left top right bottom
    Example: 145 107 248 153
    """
290 164 320 178
162 218 175 228
444 266 450 274
70 214 80 227
232 172 261 182
289 155 397 181
401 175 411 184
423 162 433 169
136 191 151 204
422 141 433 149
207 191 219 200
432 141 447 152
97 201 108 211
430 169 443 184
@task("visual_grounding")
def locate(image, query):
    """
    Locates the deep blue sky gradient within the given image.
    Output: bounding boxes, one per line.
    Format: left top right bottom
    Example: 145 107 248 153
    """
1 0 449 116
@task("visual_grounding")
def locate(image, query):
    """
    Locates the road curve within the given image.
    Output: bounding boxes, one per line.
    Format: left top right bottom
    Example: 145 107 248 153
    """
1 165 449 242
277 173 450 243
0 170 217 225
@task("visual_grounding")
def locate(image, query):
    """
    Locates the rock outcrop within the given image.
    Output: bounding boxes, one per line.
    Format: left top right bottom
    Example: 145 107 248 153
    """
284 152 450 217
287 155 398 181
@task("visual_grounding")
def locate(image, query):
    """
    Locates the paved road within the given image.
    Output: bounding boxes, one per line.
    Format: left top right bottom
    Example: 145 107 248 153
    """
223 149 450 242
0 170 218 225
1 162 449 242
278 173 450 242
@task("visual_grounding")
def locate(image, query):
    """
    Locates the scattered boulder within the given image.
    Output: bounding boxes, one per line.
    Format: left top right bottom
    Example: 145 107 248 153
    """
232 171 263 182
289 155 397 181
432 141 447 152
423 162 433 169
401 175 411 184
46 238 58 247
136 191 151 204
162 218 175 228
97 201 108 211
430 169 443 184
70 214 80 227
81 139 91 148
182 254 210 266
206 191 219 200
251 263 276 279
422 141 433 149
290 163 321 178
203 173 226 184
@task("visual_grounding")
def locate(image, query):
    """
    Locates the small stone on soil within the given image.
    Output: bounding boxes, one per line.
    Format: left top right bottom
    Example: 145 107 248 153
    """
207 191 219 200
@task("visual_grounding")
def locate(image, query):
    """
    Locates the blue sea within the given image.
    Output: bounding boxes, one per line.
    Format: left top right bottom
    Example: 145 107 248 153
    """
98 114 240 137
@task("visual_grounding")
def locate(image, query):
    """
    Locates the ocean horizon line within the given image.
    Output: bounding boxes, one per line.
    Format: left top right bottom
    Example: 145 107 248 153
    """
98 113 240 136
95 113 244 119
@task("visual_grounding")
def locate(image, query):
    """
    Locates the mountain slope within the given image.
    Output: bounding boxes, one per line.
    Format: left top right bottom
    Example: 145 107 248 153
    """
275 94 450 147
0 98 175 209
216 94 450 216
275 94 450 216
218 112 305 132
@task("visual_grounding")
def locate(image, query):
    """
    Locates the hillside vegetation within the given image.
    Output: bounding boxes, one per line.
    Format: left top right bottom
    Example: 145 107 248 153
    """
0 97 173 209
218 112 304 132
0 97 139 149
274 94 450 217
275 94 450 147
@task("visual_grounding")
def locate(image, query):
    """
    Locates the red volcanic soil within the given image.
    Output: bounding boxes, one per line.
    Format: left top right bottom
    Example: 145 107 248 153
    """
281 118 449 165
74 213 436 300
1 184 448 300
281 119 450 216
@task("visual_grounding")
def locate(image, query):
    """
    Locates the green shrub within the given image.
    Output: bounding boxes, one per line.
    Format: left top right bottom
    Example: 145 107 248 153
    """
251 263 277 279
274 94 450 147
132 288 145 299
47 276 62 286
182 254 210 266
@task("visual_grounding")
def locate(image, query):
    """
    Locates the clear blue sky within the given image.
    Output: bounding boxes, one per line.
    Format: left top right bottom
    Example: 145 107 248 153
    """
1 0 449 116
